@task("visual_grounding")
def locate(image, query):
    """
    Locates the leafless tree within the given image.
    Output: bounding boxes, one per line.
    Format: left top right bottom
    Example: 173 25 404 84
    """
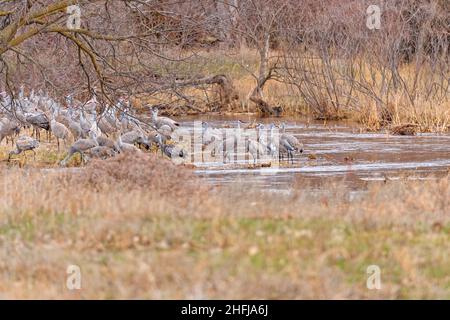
1 0 449 125
0 0 238 113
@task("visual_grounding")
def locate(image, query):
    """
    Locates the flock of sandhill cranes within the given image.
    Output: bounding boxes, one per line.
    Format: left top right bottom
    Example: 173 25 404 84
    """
0 87 304 166
201 120 304 164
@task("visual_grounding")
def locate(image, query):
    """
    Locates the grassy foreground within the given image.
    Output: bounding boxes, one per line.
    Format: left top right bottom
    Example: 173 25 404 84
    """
0 154 449 299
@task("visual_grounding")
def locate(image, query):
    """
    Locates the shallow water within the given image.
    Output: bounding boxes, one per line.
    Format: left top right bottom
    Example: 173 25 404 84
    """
177 115 450 192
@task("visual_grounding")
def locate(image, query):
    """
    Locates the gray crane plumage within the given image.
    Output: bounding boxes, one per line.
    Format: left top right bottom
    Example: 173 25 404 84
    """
151 107 179 130
8 136 40 162
26 112 50 141
155 134 187 159
60 132 99 166
50 111 71 151
0 118 20 146
117 135 140 154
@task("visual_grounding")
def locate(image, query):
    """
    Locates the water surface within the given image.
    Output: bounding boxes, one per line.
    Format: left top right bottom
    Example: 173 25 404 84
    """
177 116 450 192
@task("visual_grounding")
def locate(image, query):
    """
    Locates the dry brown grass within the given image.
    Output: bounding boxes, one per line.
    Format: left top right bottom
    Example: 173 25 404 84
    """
72 153 199 195
162 49 450 132
0 155 449 299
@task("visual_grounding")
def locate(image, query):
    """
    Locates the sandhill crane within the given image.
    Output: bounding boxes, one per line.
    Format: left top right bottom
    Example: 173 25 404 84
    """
60 131 99 166
55 113 71 128
155 134 187 159
79 111 92 137
104 107 120 129
96 135 120 152
0 118 20 146
117 135 140 154
18 85 25 100
8 136 39 162
67 113 85 140
202 121 221 146
120 129 145 145
158 123 173 133
25 111 50 141
246 139 266 165
147 130 167 148
278 139 295 164
88 116 102 138
50 110 71 152
1 92 9 107
246 127 267 165
98 112 116 137
118 129 150 149
119 111 132 132
87 145 117 160
220 121 245 162
84 89 98 113
64 95 84 137
65 94 74 109
151 107 179 130
255 124 278 158
280 123 304 153
267 124 278 157
13 109 28 127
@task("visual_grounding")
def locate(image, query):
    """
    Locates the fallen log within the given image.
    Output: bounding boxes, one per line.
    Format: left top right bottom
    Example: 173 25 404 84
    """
389 124 419 136
249 96 282 116
173 74 239 105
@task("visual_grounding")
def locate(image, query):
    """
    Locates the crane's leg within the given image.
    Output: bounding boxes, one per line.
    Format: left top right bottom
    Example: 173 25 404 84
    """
60 148 74 166
57 138 60 152
32 150 37 161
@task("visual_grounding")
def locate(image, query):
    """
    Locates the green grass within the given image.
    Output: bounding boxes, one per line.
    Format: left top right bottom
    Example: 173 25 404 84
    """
2 209 448 298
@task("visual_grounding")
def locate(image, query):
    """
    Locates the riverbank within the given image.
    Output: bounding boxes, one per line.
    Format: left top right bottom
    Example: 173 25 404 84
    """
144 49 450 134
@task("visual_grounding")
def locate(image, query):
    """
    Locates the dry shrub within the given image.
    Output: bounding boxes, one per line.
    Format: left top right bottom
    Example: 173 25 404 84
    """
69 153 200 196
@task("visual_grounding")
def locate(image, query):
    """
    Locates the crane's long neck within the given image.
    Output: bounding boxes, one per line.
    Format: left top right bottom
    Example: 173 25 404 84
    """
151 111 158 122
67 96 73 109
19 86 24 99
50 109 57 123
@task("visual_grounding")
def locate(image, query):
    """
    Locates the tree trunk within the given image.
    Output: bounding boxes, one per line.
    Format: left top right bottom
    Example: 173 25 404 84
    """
249 96 282 117
250 32 271 98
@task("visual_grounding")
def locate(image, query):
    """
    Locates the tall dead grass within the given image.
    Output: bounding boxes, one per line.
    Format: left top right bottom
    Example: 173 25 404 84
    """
175 49 450 133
